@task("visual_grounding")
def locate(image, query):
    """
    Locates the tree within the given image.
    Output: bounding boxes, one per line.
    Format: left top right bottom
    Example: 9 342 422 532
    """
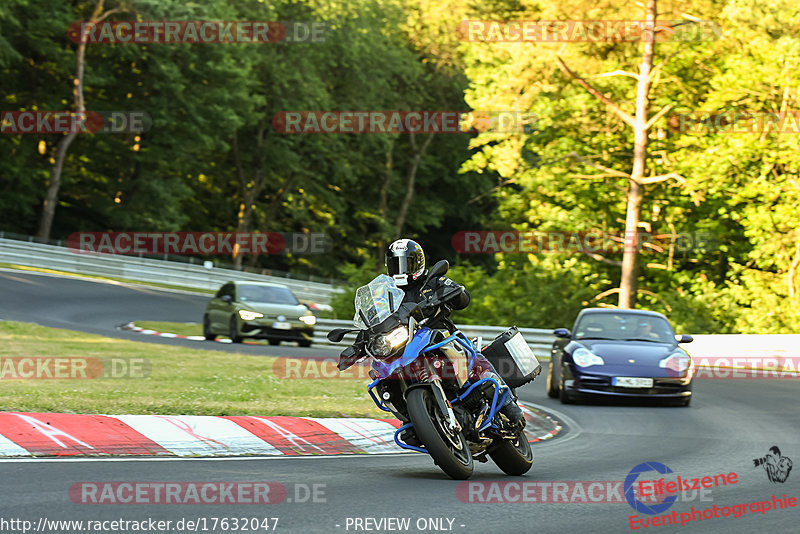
555 0 699 308
36 0 122 240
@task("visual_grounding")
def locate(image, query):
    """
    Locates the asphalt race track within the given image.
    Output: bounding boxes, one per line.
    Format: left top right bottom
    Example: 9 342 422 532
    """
0 269 341 358
1 269 799 533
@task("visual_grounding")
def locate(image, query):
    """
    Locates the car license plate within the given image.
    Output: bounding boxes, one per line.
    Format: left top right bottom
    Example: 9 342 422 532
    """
272 322 291 330
613 377 653 388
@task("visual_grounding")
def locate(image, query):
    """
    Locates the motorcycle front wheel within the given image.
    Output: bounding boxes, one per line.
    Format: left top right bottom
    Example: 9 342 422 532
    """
489 434 533 476
406 387 474 480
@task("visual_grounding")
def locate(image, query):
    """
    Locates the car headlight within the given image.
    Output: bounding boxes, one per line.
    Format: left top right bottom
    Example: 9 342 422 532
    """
573 347 605 367
299 315 316 326
659 351 691 373
238 310 264 321
369 326 409 358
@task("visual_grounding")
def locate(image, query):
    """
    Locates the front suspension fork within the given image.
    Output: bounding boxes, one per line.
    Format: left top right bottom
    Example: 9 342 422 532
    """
420 359 461 433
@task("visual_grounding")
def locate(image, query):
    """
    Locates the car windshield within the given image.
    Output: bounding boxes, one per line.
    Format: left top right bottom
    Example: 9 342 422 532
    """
353 274 405 329
573 313 675 343
237 285 298 305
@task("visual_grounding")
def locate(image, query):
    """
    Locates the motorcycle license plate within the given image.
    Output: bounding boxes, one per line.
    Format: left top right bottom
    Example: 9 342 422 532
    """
272 322 291 330
613 377 653 388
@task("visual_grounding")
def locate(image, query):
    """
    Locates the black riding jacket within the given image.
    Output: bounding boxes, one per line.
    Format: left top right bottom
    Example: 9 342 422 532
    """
337 270 470 370
401 272 470 332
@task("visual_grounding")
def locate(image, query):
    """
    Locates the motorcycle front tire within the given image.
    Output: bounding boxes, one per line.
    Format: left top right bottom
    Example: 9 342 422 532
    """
489 434 533 476
406 387 474 480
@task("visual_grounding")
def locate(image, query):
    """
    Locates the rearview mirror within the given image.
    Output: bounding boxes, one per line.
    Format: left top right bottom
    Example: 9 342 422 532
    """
327 328 356 342
678 334 694 344
553 328 571 338
424 260 449 284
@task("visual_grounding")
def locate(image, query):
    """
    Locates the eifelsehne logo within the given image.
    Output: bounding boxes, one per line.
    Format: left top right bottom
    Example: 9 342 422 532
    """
754 446 793 483
625 462 678 515
626 462 739 517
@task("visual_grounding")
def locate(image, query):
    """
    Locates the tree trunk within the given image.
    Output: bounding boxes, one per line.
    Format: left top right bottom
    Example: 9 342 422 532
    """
394 133 433 239
231 129 264 270
376 140 394 269
37 131 78 240
37 0 113 241
618 0 657 309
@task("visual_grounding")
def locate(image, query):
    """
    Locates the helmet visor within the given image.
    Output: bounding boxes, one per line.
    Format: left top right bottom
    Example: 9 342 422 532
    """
387 256 408 277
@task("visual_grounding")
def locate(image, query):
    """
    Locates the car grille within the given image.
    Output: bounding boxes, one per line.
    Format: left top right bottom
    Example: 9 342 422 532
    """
576 376 688 395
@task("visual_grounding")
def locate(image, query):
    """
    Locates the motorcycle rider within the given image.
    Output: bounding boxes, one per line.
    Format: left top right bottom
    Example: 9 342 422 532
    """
384 238 525 430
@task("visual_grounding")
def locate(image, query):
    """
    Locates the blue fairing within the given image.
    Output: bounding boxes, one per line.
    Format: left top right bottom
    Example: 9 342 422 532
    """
371 327 434 379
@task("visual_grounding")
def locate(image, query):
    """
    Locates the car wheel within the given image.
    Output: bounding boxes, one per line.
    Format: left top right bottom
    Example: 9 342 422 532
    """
558 370 574 404
676 396 691 407
229 315 243 343
203 315 216 341
268 339 280 346
546 355 560 398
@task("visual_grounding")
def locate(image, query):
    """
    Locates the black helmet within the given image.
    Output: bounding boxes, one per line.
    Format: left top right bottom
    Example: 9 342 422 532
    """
386 239 425 286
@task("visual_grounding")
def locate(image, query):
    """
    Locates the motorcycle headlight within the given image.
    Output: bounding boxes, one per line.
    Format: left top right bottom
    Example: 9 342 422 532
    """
299 315 316 326
369 326 409 358
238 310 264 321
659 351 691 373
573 347 605 367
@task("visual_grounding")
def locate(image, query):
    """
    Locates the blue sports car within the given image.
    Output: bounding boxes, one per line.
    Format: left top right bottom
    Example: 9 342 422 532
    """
546 308 694 406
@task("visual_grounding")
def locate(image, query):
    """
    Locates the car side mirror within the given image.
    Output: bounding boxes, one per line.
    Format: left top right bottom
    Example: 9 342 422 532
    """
221 295 232 303
553 328 571 338
327 328 357 342
678 334 693 344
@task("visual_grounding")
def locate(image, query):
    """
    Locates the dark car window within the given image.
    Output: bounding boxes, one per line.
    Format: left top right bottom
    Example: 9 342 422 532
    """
216 283 234 299
573 313 675 342
237 285 298 305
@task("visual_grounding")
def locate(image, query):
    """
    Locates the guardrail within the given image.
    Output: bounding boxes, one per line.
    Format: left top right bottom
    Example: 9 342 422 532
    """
312 318 555 360
0 238 343 304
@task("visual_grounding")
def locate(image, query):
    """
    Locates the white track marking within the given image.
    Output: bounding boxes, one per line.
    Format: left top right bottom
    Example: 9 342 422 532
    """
111 415 281 456
0 434 31 457
303 417 402 454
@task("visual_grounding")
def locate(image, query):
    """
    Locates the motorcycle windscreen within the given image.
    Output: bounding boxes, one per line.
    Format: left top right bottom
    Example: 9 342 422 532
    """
353 274 405 329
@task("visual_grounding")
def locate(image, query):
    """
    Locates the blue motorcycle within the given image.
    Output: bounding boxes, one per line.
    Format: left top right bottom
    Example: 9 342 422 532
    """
328 260 542 479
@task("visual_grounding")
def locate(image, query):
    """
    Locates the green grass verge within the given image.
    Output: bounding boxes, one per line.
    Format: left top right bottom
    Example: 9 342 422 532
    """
135 321 204 337
0 321 380 418
0 263 214 294
133 321 295 345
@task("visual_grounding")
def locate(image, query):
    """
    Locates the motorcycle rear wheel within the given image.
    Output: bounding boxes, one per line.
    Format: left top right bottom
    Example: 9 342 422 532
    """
406 388 474 480
489 434 533 476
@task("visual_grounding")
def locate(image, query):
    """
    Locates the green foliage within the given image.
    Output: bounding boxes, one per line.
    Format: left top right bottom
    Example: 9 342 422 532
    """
1 0 798 333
